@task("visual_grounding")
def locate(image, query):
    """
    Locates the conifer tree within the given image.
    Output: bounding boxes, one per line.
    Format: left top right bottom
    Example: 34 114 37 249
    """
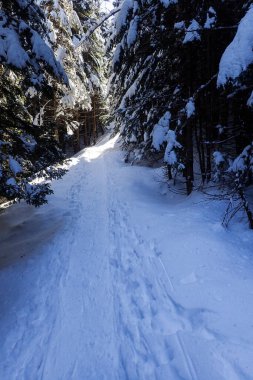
109 0 247 192
0 0 107 205
109 0 253 225
0 0 67 205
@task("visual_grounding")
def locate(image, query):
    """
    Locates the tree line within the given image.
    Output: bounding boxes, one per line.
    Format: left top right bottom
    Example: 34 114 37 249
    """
109 0 253 227
0 0 106 206
1 0 253 227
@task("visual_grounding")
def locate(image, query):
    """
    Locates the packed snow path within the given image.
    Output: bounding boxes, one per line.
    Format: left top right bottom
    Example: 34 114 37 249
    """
1 135 253 380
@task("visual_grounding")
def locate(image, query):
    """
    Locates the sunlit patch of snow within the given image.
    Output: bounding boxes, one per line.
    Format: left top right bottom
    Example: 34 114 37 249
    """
81 133 119 162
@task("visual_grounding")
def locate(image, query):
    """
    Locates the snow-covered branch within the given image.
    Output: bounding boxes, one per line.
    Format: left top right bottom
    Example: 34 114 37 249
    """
193 74 218 98
75 7 120 49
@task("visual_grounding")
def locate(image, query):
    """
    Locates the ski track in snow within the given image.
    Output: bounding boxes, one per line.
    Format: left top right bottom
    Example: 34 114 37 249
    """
107 158 215 380
1 134 253 380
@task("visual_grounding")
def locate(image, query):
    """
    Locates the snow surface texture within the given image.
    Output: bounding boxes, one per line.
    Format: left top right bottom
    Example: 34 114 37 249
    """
1 135 253 379
218 6 253 86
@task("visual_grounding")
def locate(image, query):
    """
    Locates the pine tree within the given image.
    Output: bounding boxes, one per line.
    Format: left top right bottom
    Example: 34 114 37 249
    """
109 0 253 226
109 0 246 192
0 0 107 205
214 2 253 228
0 0 67 205
39 0 106 151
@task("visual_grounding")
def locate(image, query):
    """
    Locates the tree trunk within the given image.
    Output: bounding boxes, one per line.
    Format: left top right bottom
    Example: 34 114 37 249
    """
185 121 194 195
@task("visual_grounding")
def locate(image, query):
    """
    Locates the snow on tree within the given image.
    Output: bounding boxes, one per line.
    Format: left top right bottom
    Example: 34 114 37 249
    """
218 5 253 86
214 3 253 227
37 0 106 149
0 0 67 205
109 1 231 186
109 0 253 227
0 0 107 205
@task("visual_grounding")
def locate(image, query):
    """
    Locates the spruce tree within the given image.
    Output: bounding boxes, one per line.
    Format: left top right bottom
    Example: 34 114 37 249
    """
109 0 247 195
0 0 107 205
0 0 67 205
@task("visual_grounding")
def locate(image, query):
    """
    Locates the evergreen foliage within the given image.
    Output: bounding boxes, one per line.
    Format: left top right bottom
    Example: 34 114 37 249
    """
109 0 253 227
0 0 106 205
0 0 67 205
1 0 253 226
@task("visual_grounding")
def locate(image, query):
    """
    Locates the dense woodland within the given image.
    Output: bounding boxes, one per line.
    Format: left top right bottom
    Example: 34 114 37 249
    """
1 0 253 226
110 0 253 228
0 0 106 205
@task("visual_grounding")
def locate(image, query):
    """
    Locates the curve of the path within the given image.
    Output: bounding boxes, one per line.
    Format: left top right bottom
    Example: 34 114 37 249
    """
1 134 253 380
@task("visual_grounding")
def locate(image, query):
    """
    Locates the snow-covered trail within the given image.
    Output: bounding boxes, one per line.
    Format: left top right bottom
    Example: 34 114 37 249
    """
0 136 119 380
40 137 117 379
1 134 253 380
